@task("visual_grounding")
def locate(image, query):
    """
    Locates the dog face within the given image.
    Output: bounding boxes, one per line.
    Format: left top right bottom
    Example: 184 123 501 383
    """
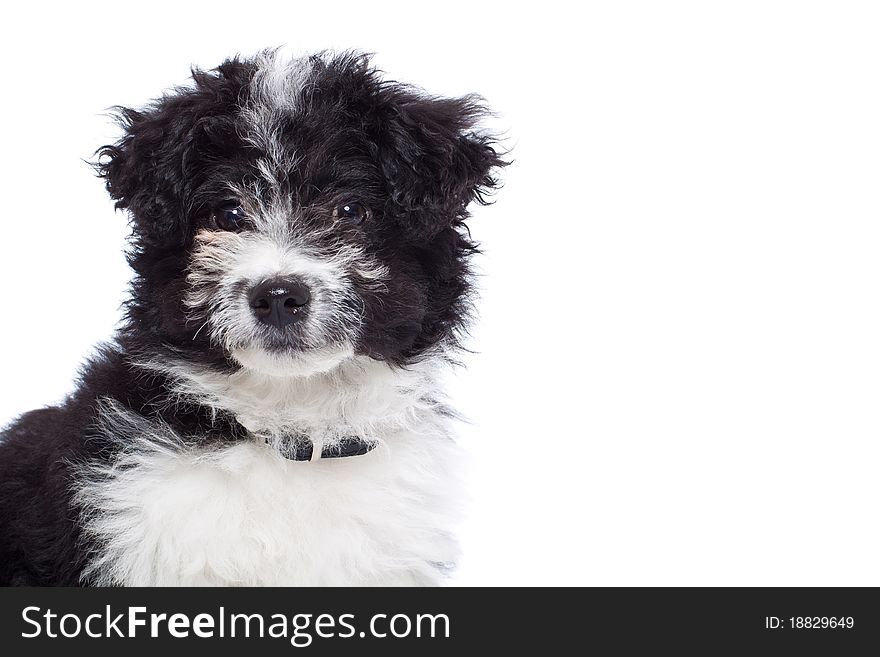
97 52 503 376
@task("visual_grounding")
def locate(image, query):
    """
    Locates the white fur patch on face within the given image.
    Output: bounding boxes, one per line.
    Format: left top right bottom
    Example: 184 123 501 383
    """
73 379 462 586
185 224 386 376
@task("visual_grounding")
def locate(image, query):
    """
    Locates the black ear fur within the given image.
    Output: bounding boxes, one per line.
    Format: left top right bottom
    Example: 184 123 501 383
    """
93 59 254 243
95 106 190 242
377 91 506 239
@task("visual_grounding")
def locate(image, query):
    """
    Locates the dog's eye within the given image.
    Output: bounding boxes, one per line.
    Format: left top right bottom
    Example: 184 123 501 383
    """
332 202 371 225
212 205 246 231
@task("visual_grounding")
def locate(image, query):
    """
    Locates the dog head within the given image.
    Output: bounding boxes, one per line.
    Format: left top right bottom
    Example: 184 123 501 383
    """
97 51 505 377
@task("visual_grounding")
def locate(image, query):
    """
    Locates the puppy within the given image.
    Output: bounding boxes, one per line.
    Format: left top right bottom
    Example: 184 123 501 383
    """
0 50 504 585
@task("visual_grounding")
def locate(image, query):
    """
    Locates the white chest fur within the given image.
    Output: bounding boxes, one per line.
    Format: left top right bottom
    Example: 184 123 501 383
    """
74 358 463 586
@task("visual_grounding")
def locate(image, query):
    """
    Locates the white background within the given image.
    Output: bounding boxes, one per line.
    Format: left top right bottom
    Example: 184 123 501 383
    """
1 1 879 585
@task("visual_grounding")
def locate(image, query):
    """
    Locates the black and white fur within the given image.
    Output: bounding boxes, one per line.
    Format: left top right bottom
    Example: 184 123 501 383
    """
0 50 504 586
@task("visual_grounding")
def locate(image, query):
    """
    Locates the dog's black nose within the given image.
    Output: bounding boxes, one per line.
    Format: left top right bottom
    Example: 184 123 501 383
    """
248 278 311 329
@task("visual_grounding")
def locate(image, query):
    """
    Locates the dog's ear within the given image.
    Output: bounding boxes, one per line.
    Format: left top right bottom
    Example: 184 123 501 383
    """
95 105 194 242
376 91 506 239
94 60 251 243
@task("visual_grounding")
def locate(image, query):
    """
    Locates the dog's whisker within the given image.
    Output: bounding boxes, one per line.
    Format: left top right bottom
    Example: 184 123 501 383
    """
191 320 210 342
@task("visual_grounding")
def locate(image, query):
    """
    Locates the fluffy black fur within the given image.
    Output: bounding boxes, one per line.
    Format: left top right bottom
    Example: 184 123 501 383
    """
0 51 504 585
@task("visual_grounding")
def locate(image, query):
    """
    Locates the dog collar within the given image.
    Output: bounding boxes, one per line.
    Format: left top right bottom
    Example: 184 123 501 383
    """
231 415 376 462
267 434 377 462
